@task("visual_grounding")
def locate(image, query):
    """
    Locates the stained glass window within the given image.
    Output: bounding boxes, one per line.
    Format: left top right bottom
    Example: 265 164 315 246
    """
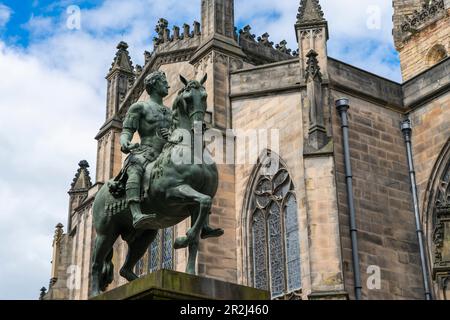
134 227 175 277
249 155 302 299
148 228 174 273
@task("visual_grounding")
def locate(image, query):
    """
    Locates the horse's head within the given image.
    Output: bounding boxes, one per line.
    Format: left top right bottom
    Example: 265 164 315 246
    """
173 74 208 130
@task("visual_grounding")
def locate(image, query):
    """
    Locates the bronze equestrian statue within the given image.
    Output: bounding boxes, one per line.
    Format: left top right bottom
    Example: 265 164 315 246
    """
91 71 223 296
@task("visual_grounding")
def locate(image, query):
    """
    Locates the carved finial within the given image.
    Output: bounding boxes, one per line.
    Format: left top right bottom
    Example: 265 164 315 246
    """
239 25 256 42
109 41 134 74
154 18 169 46
116 41 128 50
276 40 292 55
257 33 274 48
297 0 325 24
135 64 143 77
173 26 180 40
193 21 201 36
39 287 47 300
53 223 64 246
144 51 152 64
182 23 191 39
70 161 93 191
305 49 322 81
78 160 89 169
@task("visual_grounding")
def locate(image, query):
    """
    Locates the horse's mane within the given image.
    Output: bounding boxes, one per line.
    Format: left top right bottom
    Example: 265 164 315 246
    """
171 89 187 132
171 80 203 132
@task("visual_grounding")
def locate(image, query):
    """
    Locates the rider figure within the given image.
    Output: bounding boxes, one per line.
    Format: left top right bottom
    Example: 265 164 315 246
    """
120 71 171 229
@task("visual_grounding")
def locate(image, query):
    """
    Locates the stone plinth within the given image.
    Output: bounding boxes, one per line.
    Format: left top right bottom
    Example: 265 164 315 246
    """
91 269 269 300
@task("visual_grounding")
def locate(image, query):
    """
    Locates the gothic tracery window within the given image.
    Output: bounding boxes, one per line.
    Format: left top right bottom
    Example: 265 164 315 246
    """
249 156 302 299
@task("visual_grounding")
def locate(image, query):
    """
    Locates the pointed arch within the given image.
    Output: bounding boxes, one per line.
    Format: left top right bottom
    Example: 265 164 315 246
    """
423 138 450 300
241 149 302 299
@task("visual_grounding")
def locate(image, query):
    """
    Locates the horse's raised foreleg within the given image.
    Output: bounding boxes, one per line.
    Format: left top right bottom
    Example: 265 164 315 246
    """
120 229 158 282
91 233 118 297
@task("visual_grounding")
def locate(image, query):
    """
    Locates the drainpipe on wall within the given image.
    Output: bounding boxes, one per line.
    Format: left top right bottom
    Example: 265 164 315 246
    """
400 119 433 301
336 98 363 300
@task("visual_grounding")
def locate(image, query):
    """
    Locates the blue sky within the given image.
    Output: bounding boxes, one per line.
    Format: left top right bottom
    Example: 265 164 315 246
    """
0 0 401 300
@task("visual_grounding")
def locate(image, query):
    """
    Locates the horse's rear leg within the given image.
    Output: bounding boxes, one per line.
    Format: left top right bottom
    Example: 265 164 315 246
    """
92 234 118 297
120 229 157 282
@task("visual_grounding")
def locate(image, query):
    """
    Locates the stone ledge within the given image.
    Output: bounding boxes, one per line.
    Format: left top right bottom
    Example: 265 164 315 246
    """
91 269 269 300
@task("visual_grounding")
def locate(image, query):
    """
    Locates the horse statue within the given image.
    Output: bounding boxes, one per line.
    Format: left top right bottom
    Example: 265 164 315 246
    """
91 74 220 296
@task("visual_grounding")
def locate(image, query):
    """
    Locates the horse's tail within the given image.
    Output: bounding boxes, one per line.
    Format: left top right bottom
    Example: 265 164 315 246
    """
99 250 114 292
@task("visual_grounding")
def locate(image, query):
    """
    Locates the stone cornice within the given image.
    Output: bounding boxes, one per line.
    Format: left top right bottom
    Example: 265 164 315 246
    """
95 116 123 140
400 0 447 44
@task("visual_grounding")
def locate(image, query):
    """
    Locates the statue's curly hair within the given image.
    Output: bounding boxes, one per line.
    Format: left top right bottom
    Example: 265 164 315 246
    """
144 71 167 94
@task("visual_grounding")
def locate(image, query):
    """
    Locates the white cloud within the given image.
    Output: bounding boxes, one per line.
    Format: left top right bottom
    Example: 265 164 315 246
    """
0 4 12 28
0 0 402 299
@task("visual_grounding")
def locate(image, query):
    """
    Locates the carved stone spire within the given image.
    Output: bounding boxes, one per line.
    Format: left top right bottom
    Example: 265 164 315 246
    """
297 0 325 24
108 41 134 74
295 0 329 79
69 160 92 193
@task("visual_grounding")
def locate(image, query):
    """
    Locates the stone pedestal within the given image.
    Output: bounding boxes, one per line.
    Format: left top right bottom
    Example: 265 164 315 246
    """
91 270 269 300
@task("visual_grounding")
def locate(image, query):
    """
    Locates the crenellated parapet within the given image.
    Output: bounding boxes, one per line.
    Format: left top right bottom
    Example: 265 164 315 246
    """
153 18 202 54
400 0 447 43
238 25 297 65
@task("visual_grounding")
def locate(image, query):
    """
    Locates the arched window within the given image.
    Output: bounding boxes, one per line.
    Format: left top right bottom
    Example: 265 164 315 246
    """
134 227 174 276
426 44 447 67
424 139 450 300
248 154 302 299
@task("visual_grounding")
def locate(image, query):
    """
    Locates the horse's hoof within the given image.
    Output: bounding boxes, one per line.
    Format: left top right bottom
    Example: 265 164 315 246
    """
119 268 139 282
174 236 189 250
91 289 101 297
186 267 195 275
201 227 224 239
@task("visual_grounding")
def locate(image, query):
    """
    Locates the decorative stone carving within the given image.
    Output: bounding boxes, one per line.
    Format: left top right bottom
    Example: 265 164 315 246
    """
144 51 152 65
275 40 291 55
182 23 192 39
173 26 180 40
70 160 93 191
239 25 256 42
134 64 143 77
193 21 201 36
154 18 169 46
109 41 134 74
401 0 445 40
297 0 325 24
305 49 328 150
53 223 64 246
257 33 274 48
275 289 302 300
432 166 450 280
